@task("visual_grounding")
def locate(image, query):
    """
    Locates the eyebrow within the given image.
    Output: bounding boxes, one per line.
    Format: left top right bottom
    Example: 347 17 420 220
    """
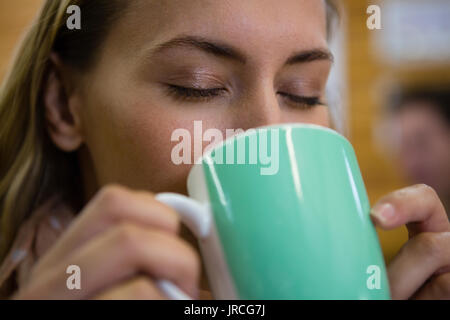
151 35 334 66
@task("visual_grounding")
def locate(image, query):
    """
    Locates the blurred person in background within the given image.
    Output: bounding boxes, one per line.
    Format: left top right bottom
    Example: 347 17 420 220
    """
387 88 450 217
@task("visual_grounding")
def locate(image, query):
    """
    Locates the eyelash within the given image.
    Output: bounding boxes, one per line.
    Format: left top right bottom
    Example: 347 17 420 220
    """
166 84 324 108
167 85 225 100
277 92 324 109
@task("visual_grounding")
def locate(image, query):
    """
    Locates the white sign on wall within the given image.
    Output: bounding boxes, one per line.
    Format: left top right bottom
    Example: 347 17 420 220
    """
373 0 450 64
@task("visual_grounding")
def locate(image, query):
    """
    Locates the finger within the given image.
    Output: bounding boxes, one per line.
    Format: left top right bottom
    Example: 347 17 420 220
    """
17 224 200 300
387 232 450 299
93 276 166 300
34 184 180 271
411 272 450 300
370 184 449 237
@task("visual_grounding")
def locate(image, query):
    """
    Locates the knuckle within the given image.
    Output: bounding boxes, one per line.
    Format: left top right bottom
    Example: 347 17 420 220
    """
145 195 181 234
143 194 180 233
393 187 409 198
413 232 443 258
388 186 412 203
415 183 438 199
162 208 180 234
146 232 200 282
149 204 181 235
97 184 128 207
95 184 129 218
111 223 143 253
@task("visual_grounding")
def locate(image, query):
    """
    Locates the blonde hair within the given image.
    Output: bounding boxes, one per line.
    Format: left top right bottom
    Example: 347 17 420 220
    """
0 0 126 262
0 0 340 263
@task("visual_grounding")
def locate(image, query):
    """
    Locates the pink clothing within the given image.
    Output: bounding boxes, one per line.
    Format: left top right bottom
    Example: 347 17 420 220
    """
0 195 75 298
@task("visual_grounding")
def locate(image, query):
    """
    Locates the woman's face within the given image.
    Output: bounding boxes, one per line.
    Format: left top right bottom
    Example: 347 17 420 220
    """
73 0 333 196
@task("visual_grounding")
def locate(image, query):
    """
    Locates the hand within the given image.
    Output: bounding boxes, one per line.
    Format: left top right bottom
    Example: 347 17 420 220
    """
370 184 450 299
13 184 200 300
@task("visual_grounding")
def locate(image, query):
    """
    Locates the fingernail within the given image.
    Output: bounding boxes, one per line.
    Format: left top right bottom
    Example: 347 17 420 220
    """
370 203 396 223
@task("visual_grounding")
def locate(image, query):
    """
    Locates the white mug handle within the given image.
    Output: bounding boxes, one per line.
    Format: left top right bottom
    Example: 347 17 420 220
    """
154 193 212 300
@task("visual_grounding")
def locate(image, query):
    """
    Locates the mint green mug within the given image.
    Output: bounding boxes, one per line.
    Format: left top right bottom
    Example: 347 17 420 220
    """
156 123 390 300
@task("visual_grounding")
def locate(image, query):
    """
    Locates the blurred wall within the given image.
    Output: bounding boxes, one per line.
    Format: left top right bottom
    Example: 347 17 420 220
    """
340 0 407 262
0 0 44 80
343 0 450 262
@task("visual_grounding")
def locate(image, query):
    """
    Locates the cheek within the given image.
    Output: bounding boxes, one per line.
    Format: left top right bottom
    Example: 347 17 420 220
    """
132 133 191 193
80 92 194 193
108 106 194 193
86 96 235 194
314 106 332 127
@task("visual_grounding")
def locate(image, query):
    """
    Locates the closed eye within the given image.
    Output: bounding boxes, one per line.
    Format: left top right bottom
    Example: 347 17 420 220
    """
277 92 325 109
165 84 325 109
166 84 226 100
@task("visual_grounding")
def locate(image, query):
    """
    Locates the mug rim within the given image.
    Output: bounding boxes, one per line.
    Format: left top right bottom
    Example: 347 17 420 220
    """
187 123 351 185
197 122 347 160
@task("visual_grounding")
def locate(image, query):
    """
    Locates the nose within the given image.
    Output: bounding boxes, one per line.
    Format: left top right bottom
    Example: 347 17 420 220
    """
234 81 282 131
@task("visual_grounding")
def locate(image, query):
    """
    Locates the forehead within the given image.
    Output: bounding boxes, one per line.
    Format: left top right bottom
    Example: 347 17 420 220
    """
112 0 328 57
